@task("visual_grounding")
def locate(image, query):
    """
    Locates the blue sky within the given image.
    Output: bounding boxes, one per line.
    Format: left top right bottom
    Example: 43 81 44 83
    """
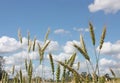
0 0 119 42
0 0 120 78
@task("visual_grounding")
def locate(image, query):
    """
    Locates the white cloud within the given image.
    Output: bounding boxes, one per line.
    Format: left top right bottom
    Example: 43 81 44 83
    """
73 27 89 32
99 58 117 67
97 41 120 55
0 36 60 78
88 0 120 13
46 40 80 61
0 36 21 53
99 58 120 76
63 40 80 54
54 29 70 34
47 41 59 52
4 51 39 65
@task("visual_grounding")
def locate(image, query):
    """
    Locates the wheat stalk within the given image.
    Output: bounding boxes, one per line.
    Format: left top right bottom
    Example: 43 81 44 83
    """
27 31 30 46
42 40 50 52
25 59 28 71
28 40 32 52
73 43 90 61
89 22 95 45
49 53 55 81
67 52 76 67
77 62 80 71
38 43 44 64
56 64 60 83
19 69 23 83
62 60 67 83
28 59 33 83
44 28 50 43
57 61 85 81
109 68 116 77
12 65 15 75
99 26 106 49
18 29 22 44
80 34 88 54
32 37 36 51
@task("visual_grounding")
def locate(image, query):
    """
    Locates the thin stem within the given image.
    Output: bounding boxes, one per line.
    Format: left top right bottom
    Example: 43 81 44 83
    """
89 61 95 73
97 51 100 76
94 46 98 74
42 58 45 83
53 73 54 82
86 60 90 74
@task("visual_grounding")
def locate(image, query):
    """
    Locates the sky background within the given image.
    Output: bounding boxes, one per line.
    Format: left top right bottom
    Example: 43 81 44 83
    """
0 0 120 78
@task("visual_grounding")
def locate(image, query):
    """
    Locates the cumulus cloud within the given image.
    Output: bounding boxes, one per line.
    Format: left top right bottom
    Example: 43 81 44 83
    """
99 58 117 67
97 41 120 55
47 40 80 61
0 36 21 53
54 29 70 34
63 40 80 54
0 36 60 78
99 58 120 76
88 0 120 13
96 40 120 76
46 41 59 52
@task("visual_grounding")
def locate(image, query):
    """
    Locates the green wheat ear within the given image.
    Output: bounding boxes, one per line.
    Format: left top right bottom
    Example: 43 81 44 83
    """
42 40 50 52
109 68 116 77
44 28 50 43
67 52 76 67
80 34 89 56
27 31 30 46
77 62 80 71
12 65 15 75
20 69 23 83
99 26 106 49
49 53 55 78
73 43 90 61
89 22 95 46
25 59 28 71
57 60 85 82
18 29 22 44
38 43 44 64
56 64 60 83
32 36 36 51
